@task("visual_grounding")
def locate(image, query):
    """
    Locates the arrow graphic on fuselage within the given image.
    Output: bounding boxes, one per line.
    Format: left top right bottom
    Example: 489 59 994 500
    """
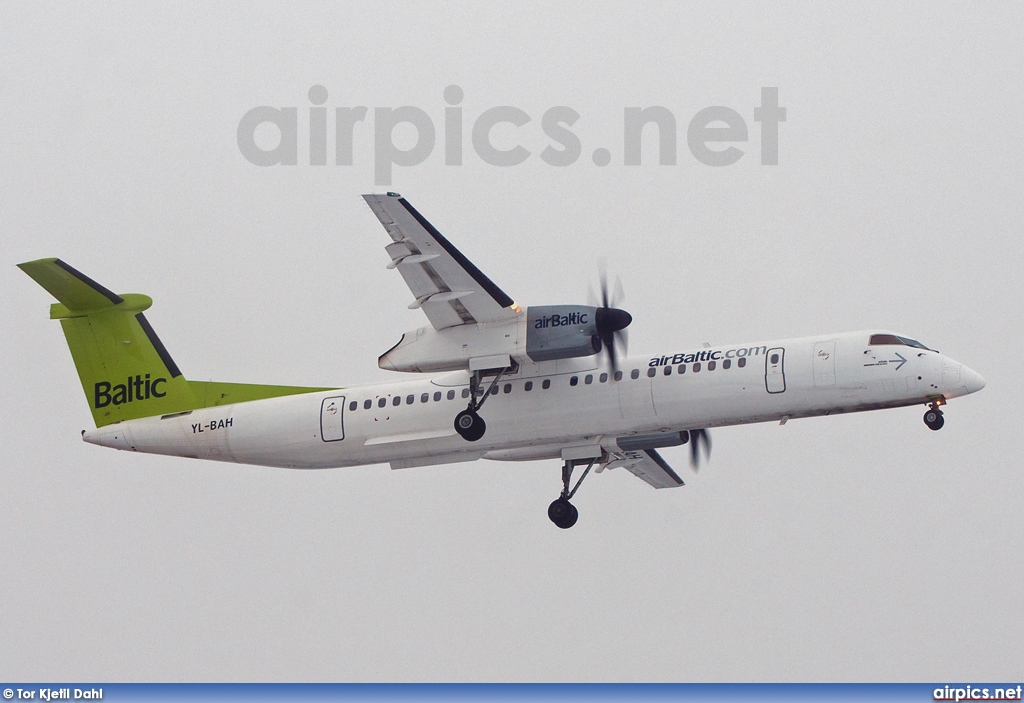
863 351 907 370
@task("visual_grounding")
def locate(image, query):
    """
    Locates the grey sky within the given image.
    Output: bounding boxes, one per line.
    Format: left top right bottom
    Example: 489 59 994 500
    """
1 1 1022 681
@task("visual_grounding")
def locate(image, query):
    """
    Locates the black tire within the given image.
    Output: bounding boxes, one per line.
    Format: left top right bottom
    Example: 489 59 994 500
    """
548 498 578 529
454 409 486 441
924 409 945 431
564 503 579 528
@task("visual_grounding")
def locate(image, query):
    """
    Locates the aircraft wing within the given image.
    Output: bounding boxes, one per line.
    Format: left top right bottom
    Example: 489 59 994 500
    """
363 193 519 330
605 448 685 489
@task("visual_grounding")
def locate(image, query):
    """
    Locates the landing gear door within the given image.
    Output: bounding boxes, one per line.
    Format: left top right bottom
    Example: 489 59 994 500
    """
320 396 345 442
765 348 786 394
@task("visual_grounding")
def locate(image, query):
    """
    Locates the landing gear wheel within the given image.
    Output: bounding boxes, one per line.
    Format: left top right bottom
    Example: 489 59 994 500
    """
924 407 945 431
548 498 579 529
454 408 486 442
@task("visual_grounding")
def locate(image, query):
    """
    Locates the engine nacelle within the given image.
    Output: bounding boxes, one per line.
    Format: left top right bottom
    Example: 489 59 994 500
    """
524 305 601 362
613 431 689 452
378 305 606 373
378 319 520 373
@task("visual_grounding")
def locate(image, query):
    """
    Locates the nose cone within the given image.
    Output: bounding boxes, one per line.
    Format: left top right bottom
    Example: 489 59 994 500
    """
961 365 986 395
595 307 632 334
942 361 986 398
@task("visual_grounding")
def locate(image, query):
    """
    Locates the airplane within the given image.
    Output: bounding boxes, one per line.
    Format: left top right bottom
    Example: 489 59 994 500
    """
19 192 986 529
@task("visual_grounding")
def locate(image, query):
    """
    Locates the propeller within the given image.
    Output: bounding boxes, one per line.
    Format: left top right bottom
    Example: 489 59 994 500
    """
591 263 631 377
688 428 712 470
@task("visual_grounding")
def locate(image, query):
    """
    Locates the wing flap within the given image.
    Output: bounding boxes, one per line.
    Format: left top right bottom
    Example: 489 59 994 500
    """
364 193 518 330
606 449 686 489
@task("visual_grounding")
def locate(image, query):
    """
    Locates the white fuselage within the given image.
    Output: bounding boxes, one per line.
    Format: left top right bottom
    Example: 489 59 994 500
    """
83 331 985 470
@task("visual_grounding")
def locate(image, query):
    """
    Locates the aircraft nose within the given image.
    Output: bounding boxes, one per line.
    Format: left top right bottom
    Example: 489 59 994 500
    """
961 365 986 395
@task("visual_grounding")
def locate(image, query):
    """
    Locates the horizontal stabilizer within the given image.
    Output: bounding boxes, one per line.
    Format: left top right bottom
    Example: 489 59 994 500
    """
18 258 134 317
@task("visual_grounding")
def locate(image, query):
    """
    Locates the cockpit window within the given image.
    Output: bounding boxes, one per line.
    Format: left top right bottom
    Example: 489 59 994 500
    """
868 333 932 350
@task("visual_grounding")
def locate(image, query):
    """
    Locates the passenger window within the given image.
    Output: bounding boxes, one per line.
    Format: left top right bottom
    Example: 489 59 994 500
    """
678 365 686 374
723 359 731 369
503 383 512 394
738 358 746 368
462 388 470 398
421 393 429 403
647 368 656 378
433 391 442 402
693 362 701 372
614 371 623 382
378 397 386 408
570 376 579 386
599 373 608 383
664 366 672 376
525 381 533 391
364 399 372 410
406 394 414 404
584 374 593 385
392 396 401 406
447 390 455 400
349 401 357 411
542 379 551 389
708 360 716 371
489 386 498 395
770 354 779 364
631 369 640 380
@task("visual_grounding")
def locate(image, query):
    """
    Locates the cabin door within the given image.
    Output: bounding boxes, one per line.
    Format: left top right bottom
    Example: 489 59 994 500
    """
320 396 346 442
765 348 786 394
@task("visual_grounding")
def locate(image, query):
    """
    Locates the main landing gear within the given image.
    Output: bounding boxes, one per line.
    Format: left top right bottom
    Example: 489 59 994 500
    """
453 368 509 442
924 402 945 431
548 458 597 529
454 408 486 442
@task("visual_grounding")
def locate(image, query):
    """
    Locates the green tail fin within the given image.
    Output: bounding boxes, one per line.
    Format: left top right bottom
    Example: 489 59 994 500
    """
19 258 332 427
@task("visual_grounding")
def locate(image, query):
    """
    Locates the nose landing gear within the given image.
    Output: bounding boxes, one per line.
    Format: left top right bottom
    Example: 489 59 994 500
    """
924 402 945 431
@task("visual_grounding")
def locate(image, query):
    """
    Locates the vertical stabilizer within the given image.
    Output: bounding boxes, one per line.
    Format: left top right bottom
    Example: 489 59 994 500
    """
18 258 196 426
19 258 332 427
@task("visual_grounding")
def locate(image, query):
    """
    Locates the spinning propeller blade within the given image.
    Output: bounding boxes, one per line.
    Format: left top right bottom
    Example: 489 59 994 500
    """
593 263 631 377
688 428 712 470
